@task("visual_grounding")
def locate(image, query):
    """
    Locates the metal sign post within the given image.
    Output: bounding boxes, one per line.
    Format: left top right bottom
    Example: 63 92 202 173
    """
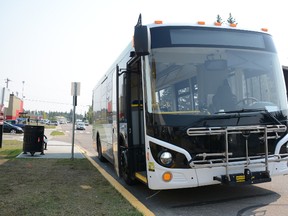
71 82 80 159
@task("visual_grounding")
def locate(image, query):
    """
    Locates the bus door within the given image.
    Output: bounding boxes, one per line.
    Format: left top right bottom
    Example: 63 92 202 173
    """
117 57 146 184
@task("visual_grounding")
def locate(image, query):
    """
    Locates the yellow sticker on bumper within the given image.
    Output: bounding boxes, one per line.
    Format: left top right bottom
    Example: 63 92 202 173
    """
148 162 155 172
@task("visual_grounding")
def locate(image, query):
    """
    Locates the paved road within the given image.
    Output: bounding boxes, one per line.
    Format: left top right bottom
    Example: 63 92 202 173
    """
18 124 288 216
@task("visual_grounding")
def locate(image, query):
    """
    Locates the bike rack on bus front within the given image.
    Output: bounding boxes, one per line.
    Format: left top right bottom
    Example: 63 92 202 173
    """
186 125 288 184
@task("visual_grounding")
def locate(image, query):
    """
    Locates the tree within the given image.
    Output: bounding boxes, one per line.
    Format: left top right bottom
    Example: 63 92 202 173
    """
86 106 93 124
42 111 48 120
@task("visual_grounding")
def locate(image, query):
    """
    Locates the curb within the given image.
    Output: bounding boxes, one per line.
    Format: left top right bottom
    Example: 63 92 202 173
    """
77 145 155 216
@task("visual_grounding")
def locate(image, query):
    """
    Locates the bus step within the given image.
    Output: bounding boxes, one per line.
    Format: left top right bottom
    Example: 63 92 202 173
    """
213 170 271 185
135 171 148 184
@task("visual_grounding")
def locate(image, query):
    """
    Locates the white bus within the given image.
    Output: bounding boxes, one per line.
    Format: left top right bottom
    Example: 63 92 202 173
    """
92 16 288 190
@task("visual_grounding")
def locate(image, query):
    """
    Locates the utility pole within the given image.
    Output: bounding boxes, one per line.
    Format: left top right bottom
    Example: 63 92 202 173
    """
5 78 11 88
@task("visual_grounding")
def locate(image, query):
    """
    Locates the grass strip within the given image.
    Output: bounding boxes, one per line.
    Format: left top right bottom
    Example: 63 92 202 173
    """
0 140 142 216
50 130 65 136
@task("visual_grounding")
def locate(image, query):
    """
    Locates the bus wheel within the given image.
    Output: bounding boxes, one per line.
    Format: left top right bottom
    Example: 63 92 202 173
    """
120 149 136 185
97 136 107 162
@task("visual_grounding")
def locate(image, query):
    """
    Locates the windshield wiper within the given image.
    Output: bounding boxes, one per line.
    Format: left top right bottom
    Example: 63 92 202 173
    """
215 108 265 114
215 108 283 125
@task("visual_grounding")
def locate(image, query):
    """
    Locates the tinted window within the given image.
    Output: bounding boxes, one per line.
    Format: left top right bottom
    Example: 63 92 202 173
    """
151 26 276 52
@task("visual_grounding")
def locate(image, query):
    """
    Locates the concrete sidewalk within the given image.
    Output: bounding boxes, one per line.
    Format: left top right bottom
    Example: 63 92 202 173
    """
17 140 85 159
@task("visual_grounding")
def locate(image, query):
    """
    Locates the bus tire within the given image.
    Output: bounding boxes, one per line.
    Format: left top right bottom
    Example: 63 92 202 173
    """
97 136 107 162
120 149 136 185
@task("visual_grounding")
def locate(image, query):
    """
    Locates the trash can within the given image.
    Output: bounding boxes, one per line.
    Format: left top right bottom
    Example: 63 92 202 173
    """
23 125 45 156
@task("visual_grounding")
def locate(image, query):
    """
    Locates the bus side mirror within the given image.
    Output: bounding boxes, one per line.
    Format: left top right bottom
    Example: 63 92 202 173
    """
134 25 149 56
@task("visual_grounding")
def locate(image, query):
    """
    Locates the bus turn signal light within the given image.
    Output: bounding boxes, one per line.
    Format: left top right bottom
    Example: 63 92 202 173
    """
162 172 172 182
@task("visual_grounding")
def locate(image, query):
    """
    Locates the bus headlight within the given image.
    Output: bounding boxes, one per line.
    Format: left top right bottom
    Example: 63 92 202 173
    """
159 151 173 167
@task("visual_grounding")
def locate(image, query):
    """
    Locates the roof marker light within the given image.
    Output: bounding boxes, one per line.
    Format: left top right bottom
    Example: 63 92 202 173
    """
197 21 205 25
261 28 268 32
154 20 163 24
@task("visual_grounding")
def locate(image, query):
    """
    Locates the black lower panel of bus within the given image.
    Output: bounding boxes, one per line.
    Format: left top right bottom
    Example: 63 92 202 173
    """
131 145 146 171
213 169 271 185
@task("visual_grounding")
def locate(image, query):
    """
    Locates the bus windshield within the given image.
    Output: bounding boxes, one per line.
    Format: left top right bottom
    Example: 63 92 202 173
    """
145 46 287 115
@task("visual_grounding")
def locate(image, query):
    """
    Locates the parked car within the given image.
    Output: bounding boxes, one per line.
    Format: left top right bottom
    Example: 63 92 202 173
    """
76 122 86 130
59 120 67 124
5 119 26 129
39 119 49 124
3 121 24 134
48 120 59 126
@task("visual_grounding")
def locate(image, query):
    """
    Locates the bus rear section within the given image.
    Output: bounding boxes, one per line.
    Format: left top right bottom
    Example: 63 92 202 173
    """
93 18 288 190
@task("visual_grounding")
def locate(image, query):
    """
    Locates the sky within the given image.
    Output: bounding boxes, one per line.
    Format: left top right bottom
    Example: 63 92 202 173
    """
1 0 288 115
